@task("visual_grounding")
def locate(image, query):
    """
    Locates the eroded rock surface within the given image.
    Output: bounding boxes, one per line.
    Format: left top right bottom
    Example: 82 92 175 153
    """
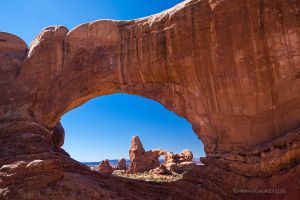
4 0 300 155
114 158 127 170
128 136 198 174
0 0 300 199
150 164 173 175
96 159 114 174
128 136 160 173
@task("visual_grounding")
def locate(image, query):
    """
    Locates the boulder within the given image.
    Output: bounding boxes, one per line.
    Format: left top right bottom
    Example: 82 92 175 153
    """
52 122 65 148
179 150 193 162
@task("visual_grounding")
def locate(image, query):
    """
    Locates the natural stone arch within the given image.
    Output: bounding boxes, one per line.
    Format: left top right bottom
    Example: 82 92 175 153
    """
10 20 217 154
158 154 167 164
1 0 300 199
2 0 300 156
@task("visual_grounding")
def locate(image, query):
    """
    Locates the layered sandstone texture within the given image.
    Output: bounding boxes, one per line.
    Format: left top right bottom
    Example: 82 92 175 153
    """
0 0 300 199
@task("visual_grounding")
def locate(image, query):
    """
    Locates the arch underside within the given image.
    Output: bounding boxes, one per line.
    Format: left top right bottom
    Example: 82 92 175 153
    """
0 0 300 199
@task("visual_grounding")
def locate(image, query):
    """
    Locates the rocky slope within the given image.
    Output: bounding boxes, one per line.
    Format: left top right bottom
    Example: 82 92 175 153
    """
0 0 299 199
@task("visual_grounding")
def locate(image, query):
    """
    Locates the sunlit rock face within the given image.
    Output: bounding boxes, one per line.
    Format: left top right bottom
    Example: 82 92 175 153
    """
0 0 299 199
128 136 161 173
128 136 196 174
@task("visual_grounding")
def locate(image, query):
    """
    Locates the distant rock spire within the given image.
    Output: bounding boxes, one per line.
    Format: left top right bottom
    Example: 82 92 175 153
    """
129 136 145 159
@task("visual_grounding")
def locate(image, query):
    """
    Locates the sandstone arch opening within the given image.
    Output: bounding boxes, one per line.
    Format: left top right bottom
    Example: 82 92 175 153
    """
60 93 204 179
158 155 166 164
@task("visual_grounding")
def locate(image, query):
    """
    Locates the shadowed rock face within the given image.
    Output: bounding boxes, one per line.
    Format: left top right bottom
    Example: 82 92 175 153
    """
0 0 299 199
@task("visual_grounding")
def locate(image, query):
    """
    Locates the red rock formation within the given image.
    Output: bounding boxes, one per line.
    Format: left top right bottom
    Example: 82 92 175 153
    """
128 136 197 174
164 150 196 174
128 136 161 173
183 128 300 200
129 136 145 159
114 158 127 170
150 164 172 175
0 0 299 199
52 122 65 148
96 159 114 174
180 149 193 162
5 0 300 155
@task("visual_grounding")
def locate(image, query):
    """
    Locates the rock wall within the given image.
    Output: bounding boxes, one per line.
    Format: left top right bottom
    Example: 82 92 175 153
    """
0 0 300 199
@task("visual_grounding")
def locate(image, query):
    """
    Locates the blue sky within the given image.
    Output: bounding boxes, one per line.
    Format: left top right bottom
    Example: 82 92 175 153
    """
0 0 184 45
0 0 205 161
62 94 204 161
